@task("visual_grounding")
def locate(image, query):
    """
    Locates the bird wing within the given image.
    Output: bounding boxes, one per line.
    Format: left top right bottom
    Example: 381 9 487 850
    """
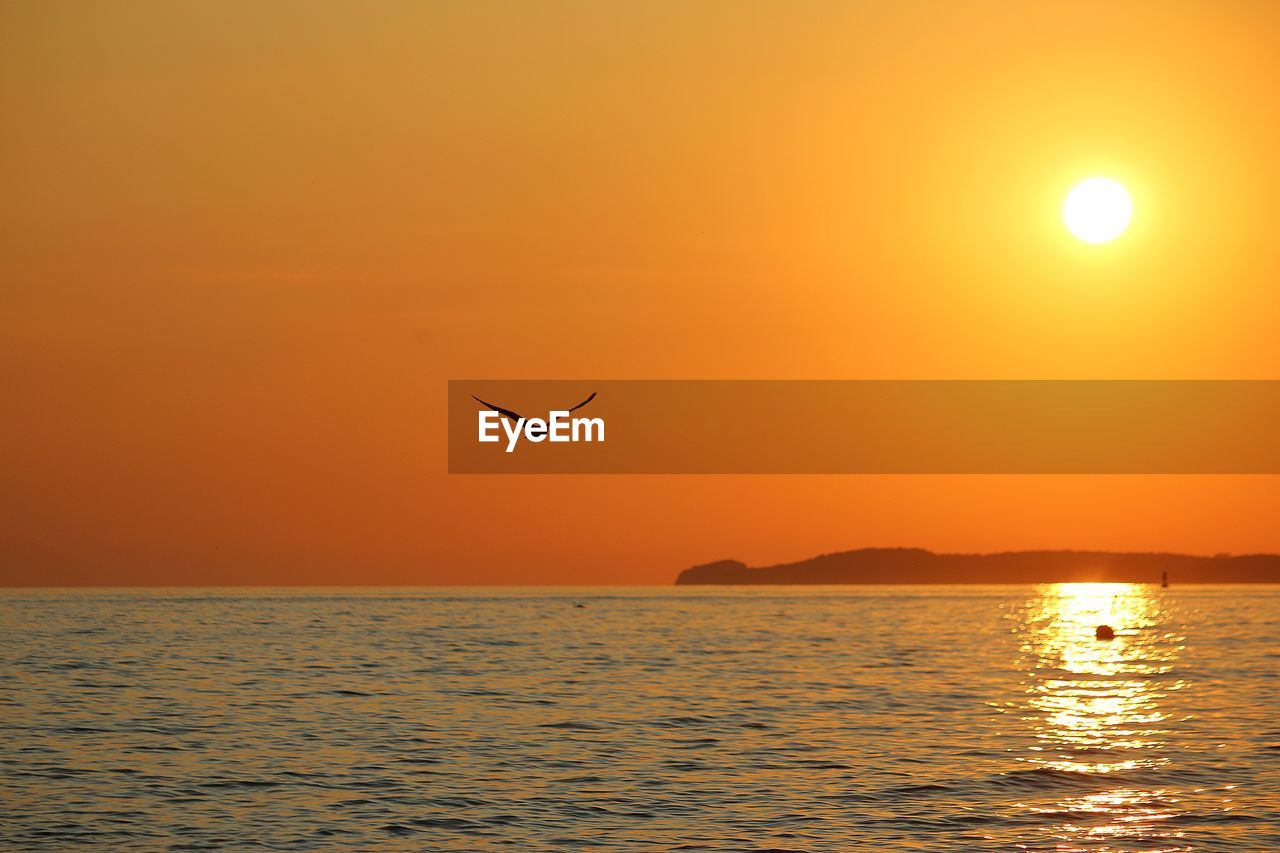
565 391 597 413
472 392 594 419
472 395 522 421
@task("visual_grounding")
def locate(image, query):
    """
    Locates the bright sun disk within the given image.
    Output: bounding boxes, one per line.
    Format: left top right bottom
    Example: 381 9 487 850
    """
1063 177 1132 244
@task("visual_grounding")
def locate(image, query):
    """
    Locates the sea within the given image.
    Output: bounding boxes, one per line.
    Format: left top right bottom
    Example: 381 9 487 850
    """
2 585 1278 851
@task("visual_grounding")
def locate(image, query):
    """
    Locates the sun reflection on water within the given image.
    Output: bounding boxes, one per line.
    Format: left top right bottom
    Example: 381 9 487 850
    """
1017 582 1190 850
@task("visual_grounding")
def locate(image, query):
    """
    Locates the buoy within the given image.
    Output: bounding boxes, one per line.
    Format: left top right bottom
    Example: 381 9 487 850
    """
1095 624 1115 640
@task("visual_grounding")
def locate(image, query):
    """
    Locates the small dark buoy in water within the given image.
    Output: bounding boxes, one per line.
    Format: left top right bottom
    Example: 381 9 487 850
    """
573 602 585 609
1095 624 1115 640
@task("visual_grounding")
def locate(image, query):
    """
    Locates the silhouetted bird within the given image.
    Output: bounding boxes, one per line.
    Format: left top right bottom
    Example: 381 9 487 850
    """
471 396 521 421
472 392 596 421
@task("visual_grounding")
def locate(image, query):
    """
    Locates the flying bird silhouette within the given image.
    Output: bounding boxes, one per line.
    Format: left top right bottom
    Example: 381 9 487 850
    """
472 391 596 421
471 396 522 421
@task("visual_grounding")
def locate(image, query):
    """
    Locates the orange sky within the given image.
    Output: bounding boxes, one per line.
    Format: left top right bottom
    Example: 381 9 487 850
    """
3 1 1280 585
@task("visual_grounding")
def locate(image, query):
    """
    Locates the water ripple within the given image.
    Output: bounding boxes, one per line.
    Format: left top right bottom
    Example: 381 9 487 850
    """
2 584 1278 850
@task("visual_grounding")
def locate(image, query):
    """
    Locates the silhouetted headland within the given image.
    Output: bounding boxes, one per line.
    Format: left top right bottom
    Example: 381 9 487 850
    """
674 548 1280 585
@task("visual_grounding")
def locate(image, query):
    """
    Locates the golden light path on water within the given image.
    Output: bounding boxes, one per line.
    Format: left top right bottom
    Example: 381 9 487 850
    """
1016 583 1198 851
4 586 1277 849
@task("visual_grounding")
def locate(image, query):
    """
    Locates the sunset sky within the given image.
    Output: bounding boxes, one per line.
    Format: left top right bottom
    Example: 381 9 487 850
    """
4 1 1280 585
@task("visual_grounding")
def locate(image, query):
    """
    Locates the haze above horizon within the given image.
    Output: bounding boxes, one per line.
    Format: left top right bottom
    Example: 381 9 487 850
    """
4 2 1280 584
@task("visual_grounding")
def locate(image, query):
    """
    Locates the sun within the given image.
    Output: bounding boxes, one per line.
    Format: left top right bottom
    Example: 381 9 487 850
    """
1063 177 1132 244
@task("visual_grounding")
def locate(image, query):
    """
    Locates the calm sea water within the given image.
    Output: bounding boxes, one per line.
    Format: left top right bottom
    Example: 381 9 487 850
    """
2 585 1279 851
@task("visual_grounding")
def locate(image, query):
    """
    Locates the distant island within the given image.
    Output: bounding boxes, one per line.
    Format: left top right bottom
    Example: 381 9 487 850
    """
675 548 1280 585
